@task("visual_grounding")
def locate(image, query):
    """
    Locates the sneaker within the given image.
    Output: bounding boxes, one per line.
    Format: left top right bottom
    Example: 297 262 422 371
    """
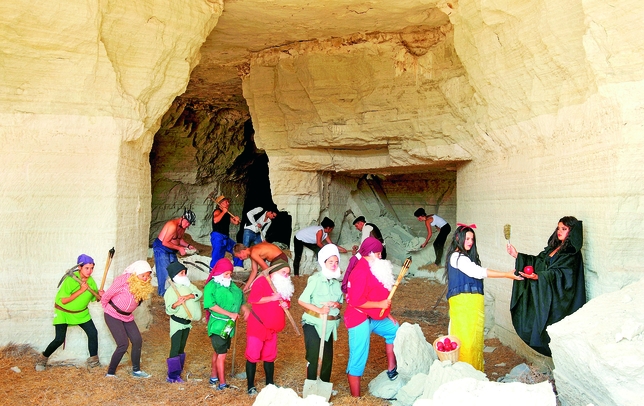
247 387 258 396
35 354 48 372
87 355 100 368
132 370 151 378
105 373 117 378
209 377 219 386
216 383 230 391
386 367 399 381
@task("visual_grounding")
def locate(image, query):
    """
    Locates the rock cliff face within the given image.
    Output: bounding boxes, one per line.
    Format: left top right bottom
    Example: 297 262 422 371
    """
2 1 644 402
1 0 224 363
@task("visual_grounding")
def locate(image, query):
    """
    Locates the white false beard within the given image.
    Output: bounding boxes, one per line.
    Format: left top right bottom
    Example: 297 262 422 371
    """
271 273 294 300
369 257 395 291
173 275 191 287
213 274 232 288
321 266 341 280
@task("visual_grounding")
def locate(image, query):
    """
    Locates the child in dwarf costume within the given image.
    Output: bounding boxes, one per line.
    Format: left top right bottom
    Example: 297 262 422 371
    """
204 258 247 390
36 254 103 371
245 258 294 396
344 237 399 397
298 244 344 383
163 261 202 383
101 260 155 378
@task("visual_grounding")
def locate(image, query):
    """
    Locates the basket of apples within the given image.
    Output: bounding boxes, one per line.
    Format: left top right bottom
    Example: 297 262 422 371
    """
433 335 461 362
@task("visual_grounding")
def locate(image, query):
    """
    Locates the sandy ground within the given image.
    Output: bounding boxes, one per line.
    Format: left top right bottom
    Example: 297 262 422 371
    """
1 267 526 406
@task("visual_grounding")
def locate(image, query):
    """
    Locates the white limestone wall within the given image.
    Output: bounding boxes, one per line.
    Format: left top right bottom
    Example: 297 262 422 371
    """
242 0 644 372
449 0 644 359
243 24 473 263
0 0 223 362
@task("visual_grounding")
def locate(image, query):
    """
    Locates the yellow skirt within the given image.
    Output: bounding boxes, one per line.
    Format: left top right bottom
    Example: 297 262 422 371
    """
448 293 485 372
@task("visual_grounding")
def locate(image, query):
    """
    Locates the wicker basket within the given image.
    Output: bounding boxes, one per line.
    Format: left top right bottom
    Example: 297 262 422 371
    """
433 335 461 363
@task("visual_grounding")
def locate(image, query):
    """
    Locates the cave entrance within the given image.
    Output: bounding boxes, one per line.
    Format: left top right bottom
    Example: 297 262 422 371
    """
148 105 293 257
325 170 457 276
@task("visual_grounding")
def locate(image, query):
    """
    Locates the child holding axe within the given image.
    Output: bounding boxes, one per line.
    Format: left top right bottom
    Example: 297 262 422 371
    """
344 237 399 397
244 259 295 396
164 261 202 383
36 254 103 371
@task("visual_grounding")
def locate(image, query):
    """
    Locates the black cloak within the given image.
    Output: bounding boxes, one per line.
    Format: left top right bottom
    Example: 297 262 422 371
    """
510 220 587 356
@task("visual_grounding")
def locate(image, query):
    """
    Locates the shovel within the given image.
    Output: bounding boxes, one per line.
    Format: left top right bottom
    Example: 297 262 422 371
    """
302 313 333 401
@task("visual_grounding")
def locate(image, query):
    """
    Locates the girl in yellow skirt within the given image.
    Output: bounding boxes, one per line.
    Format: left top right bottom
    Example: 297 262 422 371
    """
444 224 522 371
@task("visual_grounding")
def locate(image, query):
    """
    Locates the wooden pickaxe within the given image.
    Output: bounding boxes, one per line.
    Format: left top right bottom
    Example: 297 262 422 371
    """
260 263 301 336
99 247 116 291
205 192 240 223
166 277 193 320
58 264 101 300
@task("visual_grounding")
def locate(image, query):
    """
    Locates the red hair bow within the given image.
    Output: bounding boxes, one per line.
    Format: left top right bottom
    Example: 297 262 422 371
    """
456 222 477 229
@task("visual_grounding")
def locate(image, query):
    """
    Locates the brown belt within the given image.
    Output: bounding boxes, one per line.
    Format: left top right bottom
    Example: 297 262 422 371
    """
304 309 338 320
54 303 85 314
109 300 133 316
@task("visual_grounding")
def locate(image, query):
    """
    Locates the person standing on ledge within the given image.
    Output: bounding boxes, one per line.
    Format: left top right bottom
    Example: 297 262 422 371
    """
352 216 386 259
210 195 243 269
153 209 196 296
293 217 347 276
242 204 278 248
414 208 452 270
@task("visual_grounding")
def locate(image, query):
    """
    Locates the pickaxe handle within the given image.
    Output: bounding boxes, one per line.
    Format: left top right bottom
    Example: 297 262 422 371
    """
69 273 101 301
206 195 240 221
100 247 115 291
262 271 300 336
379 257 412 317
167 277 193 320
230 320 238 377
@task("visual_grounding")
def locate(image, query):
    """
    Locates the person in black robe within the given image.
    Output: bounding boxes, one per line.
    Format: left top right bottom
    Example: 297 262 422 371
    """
506 216 586 356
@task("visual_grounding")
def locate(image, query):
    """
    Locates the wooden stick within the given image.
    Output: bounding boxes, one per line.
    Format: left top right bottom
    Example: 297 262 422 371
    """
262 272 301 336
206 195 240 222
99 247 115 291
167 277 193 320
379 257 412 317
230 321 238 377
68 273 101 301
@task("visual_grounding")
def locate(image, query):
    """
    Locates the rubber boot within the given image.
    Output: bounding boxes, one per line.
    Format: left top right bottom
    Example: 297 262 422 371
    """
263 361 275 385
166 356 184 383
179 353 186 369
347 374 361 397
246 360 257 391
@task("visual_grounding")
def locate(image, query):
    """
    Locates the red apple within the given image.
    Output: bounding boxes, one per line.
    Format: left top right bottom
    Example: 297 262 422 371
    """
444 337 451 347
523 266 534 275
451 342 458 350
437 342 445 352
